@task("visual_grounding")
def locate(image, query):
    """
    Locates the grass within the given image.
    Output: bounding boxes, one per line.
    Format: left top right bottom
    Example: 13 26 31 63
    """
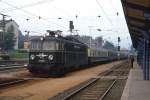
8 50 28 59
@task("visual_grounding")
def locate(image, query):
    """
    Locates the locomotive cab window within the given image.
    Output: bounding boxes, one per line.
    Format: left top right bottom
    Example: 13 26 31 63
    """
43 41 57 50
30 41 42 50
30 40 59 50
58 42 64 50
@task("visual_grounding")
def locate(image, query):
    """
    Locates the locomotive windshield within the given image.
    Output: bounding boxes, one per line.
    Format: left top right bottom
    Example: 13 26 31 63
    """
43 41 56 50
30 40 59 50
30 40 42 50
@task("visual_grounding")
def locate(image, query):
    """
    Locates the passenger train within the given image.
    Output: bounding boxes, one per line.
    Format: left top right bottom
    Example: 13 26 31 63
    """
28 30 127 76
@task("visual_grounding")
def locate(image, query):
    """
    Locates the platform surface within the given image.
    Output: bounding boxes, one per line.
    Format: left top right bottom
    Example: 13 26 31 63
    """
121 62 150 100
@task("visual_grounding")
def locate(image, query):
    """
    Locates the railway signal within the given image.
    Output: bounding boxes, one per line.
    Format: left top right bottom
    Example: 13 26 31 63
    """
69 21 74 33
118 46 120 51
118 37 120 43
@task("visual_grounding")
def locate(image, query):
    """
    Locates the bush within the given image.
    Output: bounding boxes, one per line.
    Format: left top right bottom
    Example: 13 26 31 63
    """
9 50 28 59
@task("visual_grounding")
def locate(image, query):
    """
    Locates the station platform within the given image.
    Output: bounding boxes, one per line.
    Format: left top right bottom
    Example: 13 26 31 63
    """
121 61 150 100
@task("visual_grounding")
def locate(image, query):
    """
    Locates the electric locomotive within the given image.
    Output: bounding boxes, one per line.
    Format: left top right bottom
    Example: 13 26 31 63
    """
28 30 127 76
28 30 88 76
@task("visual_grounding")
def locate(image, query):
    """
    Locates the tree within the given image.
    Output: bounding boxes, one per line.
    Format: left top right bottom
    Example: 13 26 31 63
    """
18 30 24 49
3 32 15 51
103 41 116 50
2 24 16 51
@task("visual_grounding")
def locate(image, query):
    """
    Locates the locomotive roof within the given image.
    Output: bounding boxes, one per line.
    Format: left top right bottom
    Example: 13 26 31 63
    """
30 35 87 46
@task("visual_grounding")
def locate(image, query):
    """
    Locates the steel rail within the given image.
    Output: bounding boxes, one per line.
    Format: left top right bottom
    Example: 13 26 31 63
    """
62 78 99 100
99 79 117 100
0 66 26 71
0 79 27 87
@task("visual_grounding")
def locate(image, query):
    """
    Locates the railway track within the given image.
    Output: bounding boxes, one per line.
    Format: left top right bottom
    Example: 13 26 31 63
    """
0 65 26 70
0 79 28 89
49 61 131 100
0 77 48 89
60 79 116 100
0 59 28 65
0 64 26 73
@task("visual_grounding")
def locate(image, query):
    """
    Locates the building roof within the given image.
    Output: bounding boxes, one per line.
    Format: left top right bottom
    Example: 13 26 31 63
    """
121 0 150 49
0 19 19 27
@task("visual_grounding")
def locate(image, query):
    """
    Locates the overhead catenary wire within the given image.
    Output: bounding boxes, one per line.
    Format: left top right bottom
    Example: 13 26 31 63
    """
24 30 45 35
1 0 74 19
95 0 113 25
0 1 68 30
109 0 118 16
2 0 54 12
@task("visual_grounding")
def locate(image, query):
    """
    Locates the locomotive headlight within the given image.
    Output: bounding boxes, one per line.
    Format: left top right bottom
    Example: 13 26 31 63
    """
30 54 35 60
48 55 53 60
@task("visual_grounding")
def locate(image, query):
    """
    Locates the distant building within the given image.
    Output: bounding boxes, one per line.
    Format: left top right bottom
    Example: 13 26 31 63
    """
77 35 92 47
120 48 129 55
74 35 103 49
0 19 21 50
24 33 30 49
95 36 103 49
24 35 42 50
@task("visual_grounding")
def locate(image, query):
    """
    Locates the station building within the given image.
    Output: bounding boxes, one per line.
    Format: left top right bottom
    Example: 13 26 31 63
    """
0 19 21 50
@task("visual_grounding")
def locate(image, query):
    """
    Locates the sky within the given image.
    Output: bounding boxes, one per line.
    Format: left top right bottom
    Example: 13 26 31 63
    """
0 0 132 49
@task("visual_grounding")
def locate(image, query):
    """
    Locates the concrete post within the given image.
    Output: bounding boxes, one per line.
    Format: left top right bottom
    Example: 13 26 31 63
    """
143 37 146 80
146 39 149 80
143 33 149 80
